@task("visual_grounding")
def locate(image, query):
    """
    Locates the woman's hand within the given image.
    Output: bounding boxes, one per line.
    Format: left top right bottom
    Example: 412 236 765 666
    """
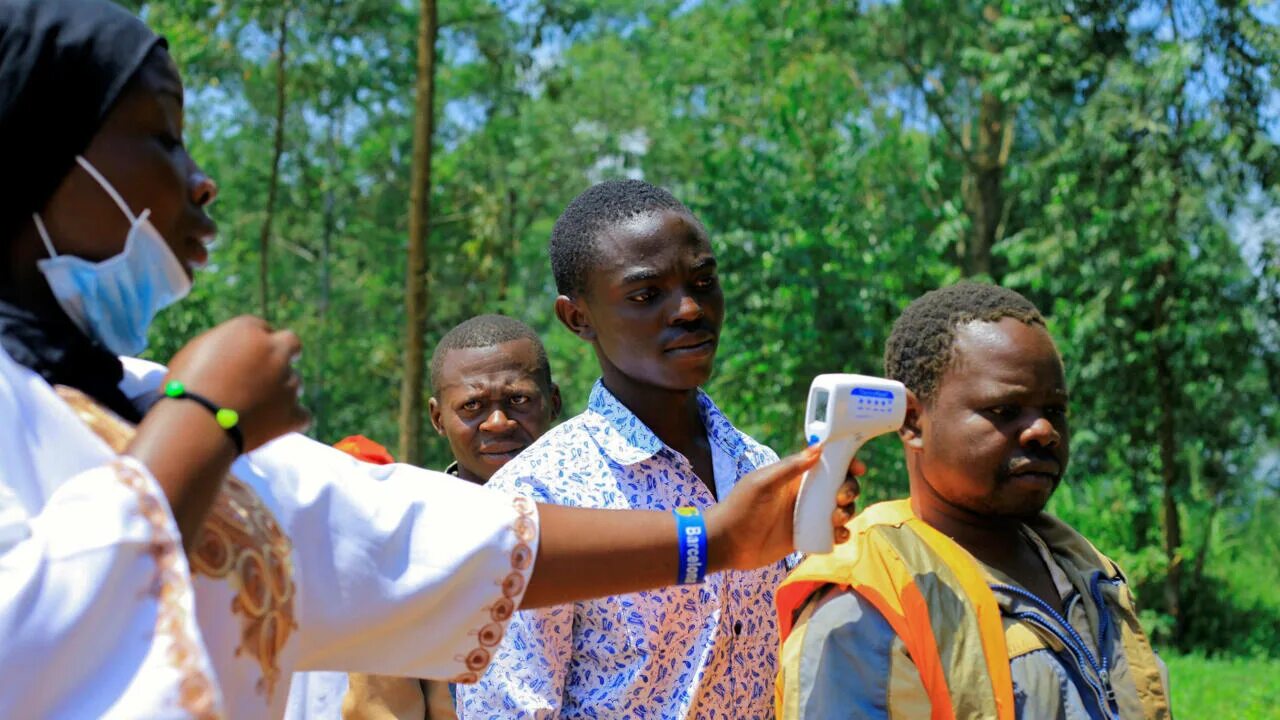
128 316 309 549
704 444 864 571
165 315 310 452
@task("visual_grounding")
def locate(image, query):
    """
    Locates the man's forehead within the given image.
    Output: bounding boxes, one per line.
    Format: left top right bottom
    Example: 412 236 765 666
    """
437 342 542 389
947 318 1065 384
611 209 694 236
595 210 710 262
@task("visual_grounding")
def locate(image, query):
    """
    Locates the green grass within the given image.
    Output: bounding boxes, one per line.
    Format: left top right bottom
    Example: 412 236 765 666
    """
1165 654 1280 718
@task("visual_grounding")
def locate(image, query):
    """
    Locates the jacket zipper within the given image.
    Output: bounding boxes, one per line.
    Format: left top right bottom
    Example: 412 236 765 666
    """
991 572 1122 720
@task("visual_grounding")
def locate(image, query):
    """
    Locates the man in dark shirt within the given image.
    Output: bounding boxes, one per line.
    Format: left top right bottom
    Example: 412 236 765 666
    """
340 314 561 719
428 314 561 485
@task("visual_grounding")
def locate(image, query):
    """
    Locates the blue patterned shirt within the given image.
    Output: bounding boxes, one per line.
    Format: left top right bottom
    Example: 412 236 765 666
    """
457 381 788 720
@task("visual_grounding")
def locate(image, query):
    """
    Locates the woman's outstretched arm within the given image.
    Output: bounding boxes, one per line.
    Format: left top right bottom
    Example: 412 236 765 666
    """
522 444 861 608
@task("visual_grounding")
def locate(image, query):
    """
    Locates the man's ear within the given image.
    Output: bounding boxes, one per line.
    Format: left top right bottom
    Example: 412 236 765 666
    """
899 389 926 451
428 396 446 435
554 294 596 341
548 382 563 420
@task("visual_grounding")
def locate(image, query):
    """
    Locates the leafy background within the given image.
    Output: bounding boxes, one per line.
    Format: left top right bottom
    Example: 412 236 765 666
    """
125 0 1278 709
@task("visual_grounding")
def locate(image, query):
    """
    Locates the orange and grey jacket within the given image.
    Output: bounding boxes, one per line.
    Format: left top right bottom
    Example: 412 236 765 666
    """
775 500 1171 719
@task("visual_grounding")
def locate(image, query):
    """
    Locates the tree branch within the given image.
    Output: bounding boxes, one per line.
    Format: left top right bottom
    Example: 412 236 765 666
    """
998 114 1014 166
896 53 973 167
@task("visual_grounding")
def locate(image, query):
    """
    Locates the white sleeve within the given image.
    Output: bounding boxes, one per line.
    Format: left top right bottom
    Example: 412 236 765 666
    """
232 433 539 681
454 475 571 720
0 354 221 718
454 593 574 719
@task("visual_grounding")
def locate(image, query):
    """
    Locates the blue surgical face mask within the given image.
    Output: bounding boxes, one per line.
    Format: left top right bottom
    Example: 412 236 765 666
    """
34 156 192 357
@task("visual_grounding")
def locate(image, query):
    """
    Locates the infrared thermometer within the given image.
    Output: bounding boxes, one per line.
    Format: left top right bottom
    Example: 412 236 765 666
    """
793 374 907 554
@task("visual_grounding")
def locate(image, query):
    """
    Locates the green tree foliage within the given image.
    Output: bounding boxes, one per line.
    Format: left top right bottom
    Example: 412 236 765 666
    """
137 0 1276 656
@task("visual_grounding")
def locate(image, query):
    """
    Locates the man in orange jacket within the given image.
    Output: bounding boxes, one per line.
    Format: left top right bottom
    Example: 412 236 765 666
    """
776 283 1171 719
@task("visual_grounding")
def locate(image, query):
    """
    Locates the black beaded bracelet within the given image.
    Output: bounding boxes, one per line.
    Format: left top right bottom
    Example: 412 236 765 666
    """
162 380 245 455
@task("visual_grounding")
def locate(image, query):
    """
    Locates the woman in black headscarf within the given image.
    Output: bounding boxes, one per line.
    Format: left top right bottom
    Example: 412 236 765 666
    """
0 1 315 715
2 0 222 417
0 2 860 718
0 0 310 529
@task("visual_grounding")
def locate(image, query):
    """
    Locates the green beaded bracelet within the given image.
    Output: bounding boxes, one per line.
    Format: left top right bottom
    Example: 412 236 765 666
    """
162 380 245 454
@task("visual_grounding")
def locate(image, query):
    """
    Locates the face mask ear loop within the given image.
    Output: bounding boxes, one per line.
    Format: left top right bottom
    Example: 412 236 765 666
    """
75 156 138 224
31 214 58 258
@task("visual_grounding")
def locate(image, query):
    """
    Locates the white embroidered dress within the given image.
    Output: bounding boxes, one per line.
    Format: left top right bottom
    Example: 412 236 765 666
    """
0 348 539 719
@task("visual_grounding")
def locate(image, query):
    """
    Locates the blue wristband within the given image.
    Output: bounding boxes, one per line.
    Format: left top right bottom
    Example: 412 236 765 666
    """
673 506 708 585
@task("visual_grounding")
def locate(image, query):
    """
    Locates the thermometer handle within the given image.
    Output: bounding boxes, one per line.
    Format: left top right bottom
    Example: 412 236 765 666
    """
793 436 864 554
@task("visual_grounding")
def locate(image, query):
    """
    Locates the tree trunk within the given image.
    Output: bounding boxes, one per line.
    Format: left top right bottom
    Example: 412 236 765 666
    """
496 186 516 305
1154 326 1183 635
1264 242 1280 398
259 7 288 321
1191 459 1225 588
1128 458 1153 550
918 4 1011 279
1157 0 1186 642
1153 150 1184 641
398 0 439 464
315 104 339 442
960 88 1010 278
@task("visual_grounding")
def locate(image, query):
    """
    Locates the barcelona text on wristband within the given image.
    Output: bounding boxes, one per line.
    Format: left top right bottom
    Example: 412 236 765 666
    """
673 506 708 585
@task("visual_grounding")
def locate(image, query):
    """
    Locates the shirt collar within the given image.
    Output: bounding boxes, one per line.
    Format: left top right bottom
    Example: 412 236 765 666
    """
582 379 751 467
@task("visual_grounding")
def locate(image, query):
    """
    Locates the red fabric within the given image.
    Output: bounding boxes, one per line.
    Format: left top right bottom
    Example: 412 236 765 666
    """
333 435 395 465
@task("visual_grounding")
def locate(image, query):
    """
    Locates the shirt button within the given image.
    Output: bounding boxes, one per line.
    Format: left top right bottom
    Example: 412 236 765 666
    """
733 621 743 636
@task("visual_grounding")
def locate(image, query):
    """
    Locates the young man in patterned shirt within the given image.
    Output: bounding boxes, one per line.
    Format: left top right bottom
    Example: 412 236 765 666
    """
457 180 846 719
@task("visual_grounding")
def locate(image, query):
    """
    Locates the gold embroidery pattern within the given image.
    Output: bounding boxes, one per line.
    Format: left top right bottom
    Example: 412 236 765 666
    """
111 459 223 720
451 495 538 684
57 386 297 702
189 474 297 698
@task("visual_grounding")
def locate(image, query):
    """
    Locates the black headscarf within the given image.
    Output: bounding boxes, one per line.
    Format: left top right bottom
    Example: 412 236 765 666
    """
0 0 163 242
0 0 164 422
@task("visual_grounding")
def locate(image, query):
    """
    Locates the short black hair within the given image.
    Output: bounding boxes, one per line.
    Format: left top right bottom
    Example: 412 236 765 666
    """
429 314 552 392
549 179 696 296
884 282 1046 404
